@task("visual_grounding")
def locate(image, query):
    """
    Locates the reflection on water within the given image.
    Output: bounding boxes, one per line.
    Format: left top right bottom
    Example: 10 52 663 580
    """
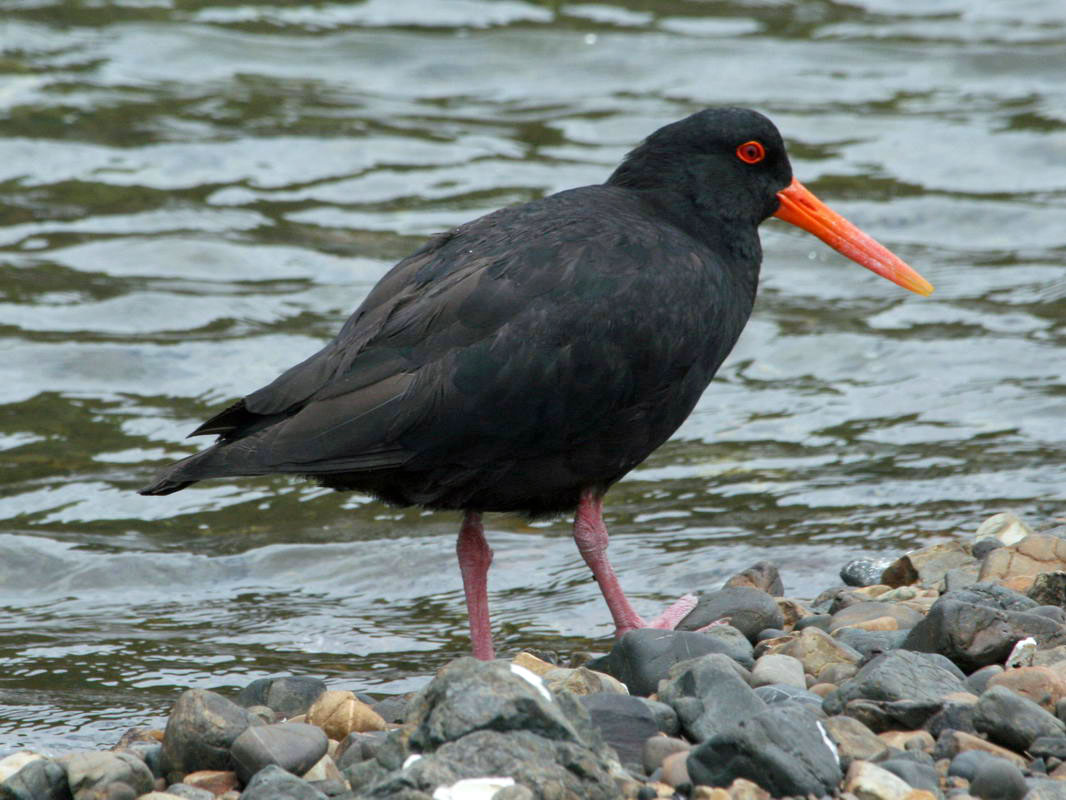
1 0 1064 753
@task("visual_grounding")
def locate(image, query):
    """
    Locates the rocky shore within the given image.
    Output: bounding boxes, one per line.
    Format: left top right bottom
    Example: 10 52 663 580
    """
4 511 1066 800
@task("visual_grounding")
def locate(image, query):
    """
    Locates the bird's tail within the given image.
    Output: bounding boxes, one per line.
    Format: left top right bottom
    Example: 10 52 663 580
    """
139 443 249 496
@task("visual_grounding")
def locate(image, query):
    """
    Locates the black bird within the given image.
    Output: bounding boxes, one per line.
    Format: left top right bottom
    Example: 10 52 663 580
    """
141 108 932 660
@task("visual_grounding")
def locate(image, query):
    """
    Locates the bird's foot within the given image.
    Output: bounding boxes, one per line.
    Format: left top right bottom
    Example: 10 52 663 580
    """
614 593 729 637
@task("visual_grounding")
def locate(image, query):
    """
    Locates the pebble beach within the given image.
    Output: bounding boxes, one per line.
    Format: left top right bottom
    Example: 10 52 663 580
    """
4 510 1066 800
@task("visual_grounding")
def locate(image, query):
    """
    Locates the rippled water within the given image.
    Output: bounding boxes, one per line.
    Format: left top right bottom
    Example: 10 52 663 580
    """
1 0 1064 754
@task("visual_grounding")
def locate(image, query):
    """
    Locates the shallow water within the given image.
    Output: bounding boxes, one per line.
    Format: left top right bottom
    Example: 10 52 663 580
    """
1 0 1064 754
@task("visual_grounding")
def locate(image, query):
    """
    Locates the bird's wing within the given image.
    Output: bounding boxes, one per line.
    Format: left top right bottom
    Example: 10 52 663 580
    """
196 188 722 476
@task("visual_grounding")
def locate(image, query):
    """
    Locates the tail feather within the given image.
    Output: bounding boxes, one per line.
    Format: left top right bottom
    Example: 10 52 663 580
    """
139 444 234 496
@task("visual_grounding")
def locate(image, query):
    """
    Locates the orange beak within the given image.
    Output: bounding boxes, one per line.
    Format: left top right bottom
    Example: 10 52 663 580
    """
774 177 934 297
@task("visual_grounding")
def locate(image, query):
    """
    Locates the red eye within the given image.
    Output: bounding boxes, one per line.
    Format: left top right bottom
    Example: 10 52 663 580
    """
736 140 766 164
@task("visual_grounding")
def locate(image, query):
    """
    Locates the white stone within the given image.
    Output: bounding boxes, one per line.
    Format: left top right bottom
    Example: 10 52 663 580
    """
0 751 45 783
510 663 552 701
750 653 806 689
975 512 1033 545
844 759 914 800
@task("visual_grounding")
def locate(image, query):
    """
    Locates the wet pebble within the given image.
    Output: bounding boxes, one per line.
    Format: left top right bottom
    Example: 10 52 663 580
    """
229 722 328 784
677 586 785 641
237 676 328 719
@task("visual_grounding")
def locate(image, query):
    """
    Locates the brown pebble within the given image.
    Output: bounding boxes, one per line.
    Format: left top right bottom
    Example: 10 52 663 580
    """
988 665 1066 712
511 652 555 676
726 777 771 800
878 730 934 752
643 735 690 775
690 786 730 800
660 750 690 788
183 770 239 795
809 682 838 697
307 689 386 739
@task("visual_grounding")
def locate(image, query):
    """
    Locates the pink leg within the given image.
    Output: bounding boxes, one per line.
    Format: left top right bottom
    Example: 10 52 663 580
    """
573 489 699 637
456 510 495 660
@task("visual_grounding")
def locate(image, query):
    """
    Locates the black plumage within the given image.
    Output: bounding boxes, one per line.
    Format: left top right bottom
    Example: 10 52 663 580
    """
141 108 792 513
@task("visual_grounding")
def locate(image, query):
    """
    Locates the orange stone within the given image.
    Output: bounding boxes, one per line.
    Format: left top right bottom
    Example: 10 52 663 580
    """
183 770 239 795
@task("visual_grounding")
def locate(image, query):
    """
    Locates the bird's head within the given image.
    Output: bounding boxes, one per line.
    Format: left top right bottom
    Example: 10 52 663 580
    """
609 107 933 296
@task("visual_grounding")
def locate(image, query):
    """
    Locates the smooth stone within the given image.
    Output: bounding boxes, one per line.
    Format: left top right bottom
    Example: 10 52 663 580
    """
936 731 1027 770
832 626 908 658
966 665 1005 696
760 626 861 677
822 715 891 765
0 758 69 800
578 693 659 772
881 541 977 590
642 736 690 776
980 534 1066 584
160 689 263 775
697 624 756 668
723 562 784 596
752 684 825 715
657 653 765 742
61 751 154 800
878 758 943 797
370 695 407 725
0 753 44 785
795 614 833 632
1026 778 1066 800
750 654 805 690
162 784 214 800
237 677 328 719
307 690 386 739
239 764 326 800
834 649 967 707
677 587 785 641
660 750 690 788
635 697 679 736
542 666 627 696
843 760 914 800
841 559 890 587
335 731 389 771
924 696 979 739
1031 736 1066 761
969 758 1028 800
987 666 1066 712
975 512 1034 546
687 703 842 796
589 629 750 697
181 770 238 796
230 722 328 785
974 684 1066 752
830 602 923 632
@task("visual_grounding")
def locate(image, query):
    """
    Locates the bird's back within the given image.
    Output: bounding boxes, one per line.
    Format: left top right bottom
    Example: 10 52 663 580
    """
140 184 760 513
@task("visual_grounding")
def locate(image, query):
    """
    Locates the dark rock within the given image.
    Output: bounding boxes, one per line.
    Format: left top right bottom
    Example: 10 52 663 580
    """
370 729 619 800
237 676 328 719
903 594 1063 672
340 758 389 794
973 539 1004 560
114 742 162 779
239 764 326 800
657 653 766 742
60 751 153 800
1029 573 1066 607
245 705 278 725
949 750 1000 781
753 684 825 716
833 626 908 659
336 731 389 771
370 696 407 725
642 736 689 776
588 629 748 697
795 614 833 632
686 703 842 796
841 697 945 733
924 698 978 738
967 665 1005 696
840 558 888 587
163 784 214 800
635 697 679 736
698 624 756 668
956 582 1041 612
306 778 349 797
835 649 967 706
0 758 70 800
878 758 943 797
230 722 328 785
1031 736 1066 760
943 566 980 593
974 684 1066 752
161 689 263 776
724 561 784 596
970 757 1028 800
578 693 659 772
407 658 599 752
676 587 785 641
1033 606 1066 625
